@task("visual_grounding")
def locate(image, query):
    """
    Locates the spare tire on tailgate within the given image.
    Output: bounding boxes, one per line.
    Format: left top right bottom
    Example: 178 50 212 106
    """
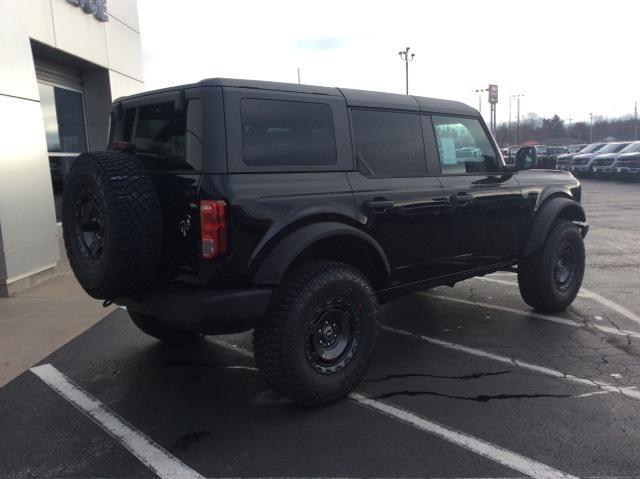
62 151 163 300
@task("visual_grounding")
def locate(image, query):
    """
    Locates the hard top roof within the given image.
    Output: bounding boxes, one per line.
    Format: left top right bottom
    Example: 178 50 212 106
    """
115 77 478 116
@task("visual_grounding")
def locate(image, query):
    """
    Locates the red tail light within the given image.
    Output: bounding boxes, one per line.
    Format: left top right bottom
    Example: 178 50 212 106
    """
200 200 227 259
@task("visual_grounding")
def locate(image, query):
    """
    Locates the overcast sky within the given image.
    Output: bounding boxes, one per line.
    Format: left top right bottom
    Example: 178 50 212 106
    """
138 0 639 125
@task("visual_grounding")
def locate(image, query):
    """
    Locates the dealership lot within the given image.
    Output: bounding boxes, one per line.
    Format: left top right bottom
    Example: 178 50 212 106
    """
1 178 640 479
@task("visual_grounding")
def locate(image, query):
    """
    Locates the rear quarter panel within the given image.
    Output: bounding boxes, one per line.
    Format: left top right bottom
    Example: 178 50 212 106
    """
197 172 358 286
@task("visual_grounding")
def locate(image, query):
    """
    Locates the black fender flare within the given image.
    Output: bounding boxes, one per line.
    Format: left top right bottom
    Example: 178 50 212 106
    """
251 222 391 285
521 197 587 257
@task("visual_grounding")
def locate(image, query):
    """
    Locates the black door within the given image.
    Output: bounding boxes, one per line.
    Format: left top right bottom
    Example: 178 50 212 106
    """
348 109 448 286
430 115 526 272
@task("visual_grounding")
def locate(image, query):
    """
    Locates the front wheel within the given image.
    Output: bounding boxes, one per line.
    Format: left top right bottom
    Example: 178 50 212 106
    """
253 261 378 406
518 220 585 313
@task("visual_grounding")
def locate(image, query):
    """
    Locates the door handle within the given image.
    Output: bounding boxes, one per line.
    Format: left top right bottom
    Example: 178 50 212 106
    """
449 193 475 205
363 200 395 212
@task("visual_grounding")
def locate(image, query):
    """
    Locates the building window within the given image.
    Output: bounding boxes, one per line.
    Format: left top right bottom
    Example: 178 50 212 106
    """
37 83 88 154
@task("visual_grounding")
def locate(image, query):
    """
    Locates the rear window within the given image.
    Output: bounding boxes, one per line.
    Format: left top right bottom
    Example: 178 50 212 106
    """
240 99 337 166
111 100 202 171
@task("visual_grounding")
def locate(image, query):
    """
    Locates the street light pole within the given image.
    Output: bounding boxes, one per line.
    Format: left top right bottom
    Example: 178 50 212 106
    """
567 118 573 139
297 67 301 85
398 47 415 95
635 101 638 140
590 113 594 143
473 88 487 114
513 94 524 145
508 95 512 145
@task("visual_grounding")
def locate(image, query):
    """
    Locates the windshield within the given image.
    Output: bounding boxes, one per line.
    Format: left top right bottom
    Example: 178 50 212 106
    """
597 143 628 154
618 142 640 153
579 143 605 154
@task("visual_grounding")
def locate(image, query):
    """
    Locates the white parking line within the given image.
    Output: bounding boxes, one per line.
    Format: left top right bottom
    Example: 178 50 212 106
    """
423 293 640 340
579 288 640 327
478 276 640 328
382 325 640 402
351 393 578 479
205 339 578 479
30 364 205 479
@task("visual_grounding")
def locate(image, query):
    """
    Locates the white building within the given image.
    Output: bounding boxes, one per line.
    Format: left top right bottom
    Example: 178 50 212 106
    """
0 0 143 295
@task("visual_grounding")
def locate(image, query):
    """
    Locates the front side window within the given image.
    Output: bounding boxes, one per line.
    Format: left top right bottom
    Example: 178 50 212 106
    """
432 116 498 174
240 99 337 166
351 109 426 177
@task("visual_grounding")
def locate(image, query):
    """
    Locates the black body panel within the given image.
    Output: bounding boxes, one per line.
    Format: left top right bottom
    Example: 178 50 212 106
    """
108 78 586 332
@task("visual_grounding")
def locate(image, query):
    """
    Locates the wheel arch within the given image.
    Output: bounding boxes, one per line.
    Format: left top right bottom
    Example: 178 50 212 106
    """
251 222 390 289
521 196 587 258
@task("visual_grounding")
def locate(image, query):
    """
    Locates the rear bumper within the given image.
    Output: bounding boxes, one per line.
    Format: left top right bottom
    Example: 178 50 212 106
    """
118 284 273 334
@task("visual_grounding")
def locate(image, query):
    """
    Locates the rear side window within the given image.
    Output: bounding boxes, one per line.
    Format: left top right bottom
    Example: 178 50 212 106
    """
240 99 337 166
351 109 426 177
112 99 202 171
432 116 498 174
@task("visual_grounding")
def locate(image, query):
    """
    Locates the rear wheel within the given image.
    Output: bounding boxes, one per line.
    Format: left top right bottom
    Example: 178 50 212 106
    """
254 261 378 406
128 311 202 345
518 220 585 312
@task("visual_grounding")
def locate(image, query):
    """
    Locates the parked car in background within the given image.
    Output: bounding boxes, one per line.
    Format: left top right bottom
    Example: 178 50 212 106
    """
572 142 629 177
591 141 636 177
568 144 588 154
537 146 568 169
505 145 520 164
557 143 605 171
613 142 640 179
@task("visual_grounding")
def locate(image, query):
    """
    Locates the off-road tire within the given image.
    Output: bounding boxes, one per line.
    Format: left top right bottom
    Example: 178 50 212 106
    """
518 219 585 313
129 311 202 345
253 260 378 406
62 151 162 299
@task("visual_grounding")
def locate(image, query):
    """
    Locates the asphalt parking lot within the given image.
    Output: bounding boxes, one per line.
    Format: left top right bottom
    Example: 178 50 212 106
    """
1 178 639 479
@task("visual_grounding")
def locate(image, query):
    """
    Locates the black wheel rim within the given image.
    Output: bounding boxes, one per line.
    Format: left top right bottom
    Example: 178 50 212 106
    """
74 187 105 263
554 240 577 291
305 296 360 375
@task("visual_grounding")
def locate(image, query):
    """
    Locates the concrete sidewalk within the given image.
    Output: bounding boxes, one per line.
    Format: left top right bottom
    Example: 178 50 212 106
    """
0 227 114 387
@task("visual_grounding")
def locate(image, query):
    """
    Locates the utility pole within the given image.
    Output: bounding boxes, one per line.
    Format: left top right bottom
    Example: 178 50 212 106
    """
513 94 524 145
297 67 301 85
567 118 573 139
398 47 415 95
508 95 512 145
590 113 594 143
635 101 638 140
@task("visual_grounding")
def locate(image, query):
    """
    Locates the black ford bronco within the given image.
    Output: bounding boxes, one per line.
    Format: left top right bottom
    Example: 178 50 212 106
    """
62 78 587 405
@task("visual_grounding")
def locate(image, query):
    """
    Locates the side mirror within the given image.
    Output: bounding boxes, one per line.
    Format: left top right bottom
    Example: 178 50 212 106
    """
515 146 537 170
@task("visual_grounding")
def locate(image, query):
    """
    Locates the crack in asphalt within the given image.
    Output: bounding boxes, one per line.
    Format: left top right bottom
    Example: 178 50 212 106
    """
372 390 574 402
385 326 640 400
367 370 511 382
